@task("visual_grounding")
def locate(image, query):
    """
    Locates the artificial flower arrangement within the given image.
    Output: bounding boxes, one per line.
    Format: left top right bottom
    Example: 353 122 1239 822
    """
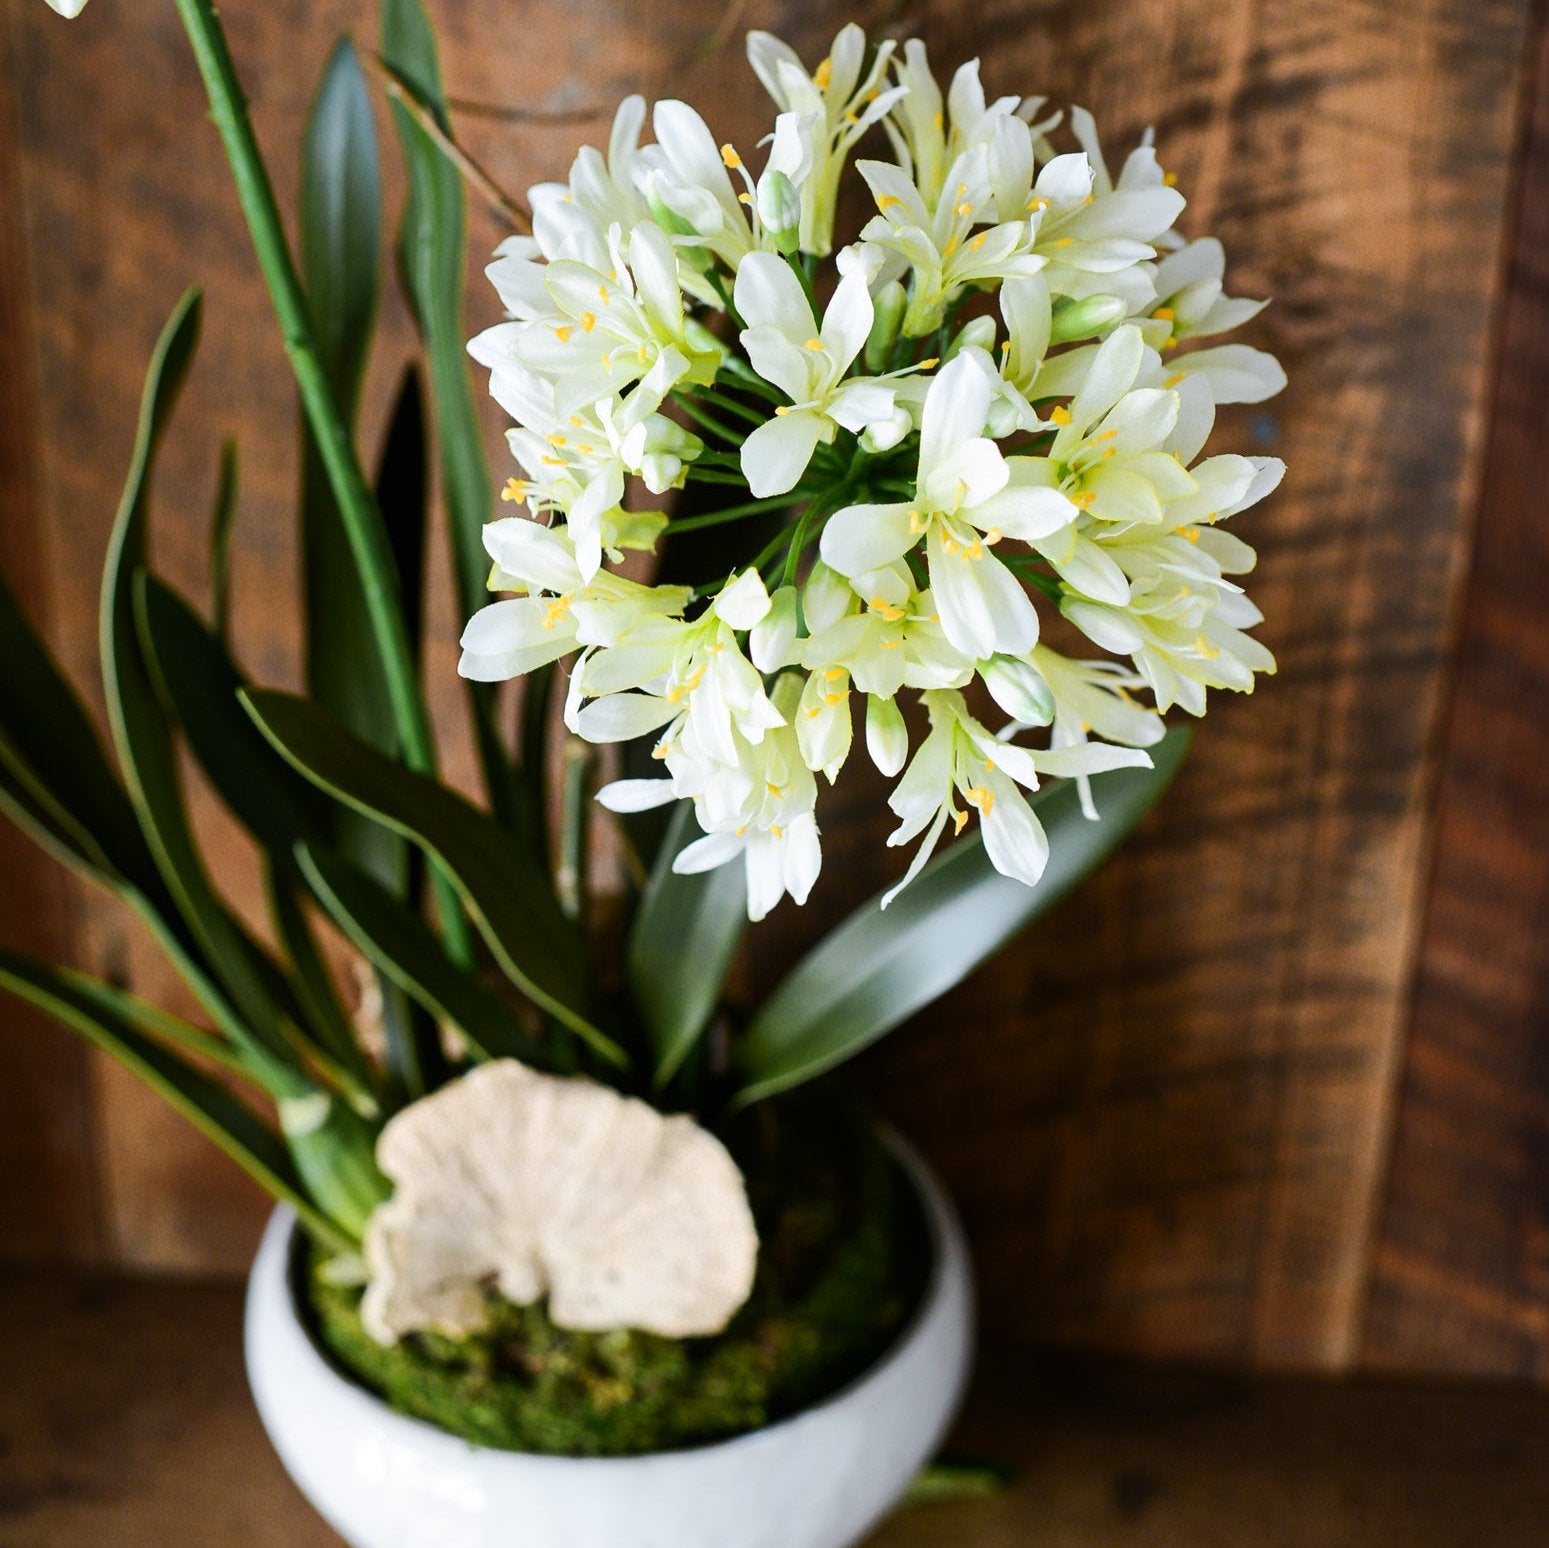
11 0 1283 1535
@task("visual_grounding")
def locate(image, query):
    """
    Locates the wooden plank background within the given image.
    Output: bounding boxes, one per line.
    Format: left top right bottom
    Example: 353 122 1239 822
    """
1 0 1543 1376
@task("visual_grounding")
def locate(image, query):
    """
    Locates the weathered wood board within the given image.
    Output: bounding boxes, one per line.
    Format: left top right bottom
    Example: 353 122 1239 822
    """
1 0 1541 1376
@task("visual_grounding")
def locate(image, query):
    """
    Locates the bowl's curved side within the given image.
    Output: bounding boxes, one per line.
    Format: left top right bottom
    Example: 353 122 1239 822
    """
244 1136 975 1548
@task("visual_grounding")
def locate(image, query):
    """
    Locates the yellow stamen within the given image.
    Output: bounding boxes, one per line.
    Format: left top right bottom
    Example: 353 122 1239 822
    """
542 595 572 630
775 405 792 416
804 337 825 351
771 824 784 839
944 235 959 257
720 143 742 169
963 783 995 815
823 691 846 706
868 597 905 622
1194 633 1221 660
1163 371 1186 388
823 666 846 681
540 455 566 466
1049 405 1071 426
580 312 596 333
569 414 585 428
1183 527 1201 543
917 357 940 369
1071 490 1096 510
983 527 1002 546
907 509 926 534
553 324 573 342
547 433 567 446
501 478 529 502
738 191 753 204
1052 237 1074 248
766 781 784 797
1151 306 1176 322
970 232 987 251
1026 196 1049 213
597 284 610 302
952 807 969 835
814 57 832 88
955 200 973 216
877 193 903 211
1163 170 1178 186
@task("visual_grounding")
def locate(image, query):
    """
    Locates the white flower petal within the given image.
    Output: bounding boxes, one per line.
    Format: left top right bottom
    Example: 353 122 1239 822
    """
820 502 918 577
595 778 681 812
740 411 829 498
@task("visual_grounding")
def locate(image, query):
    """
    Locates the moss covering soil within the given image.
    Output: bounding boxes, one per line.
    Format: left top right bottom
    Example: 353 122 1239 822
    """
301 1112 929 1457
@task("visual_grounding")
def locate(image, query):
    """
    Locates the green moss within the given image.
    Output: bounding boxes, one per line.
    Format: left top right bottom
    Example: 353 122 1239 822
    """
302 1112 927 1456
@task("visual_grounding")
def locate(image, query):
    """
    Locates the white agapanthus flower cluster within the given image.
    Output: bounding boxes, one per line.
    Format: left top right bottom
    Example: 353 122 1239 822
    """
462 26 1286 921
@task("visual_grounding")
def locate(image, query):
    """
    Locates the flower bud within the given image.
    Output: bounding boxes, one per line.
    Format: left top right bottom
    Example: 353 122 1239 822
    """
981 655 1055 726
1049 293 1129 344
752 586 801 671
864 280 907 371
644 182 717 274
945 314 998 361
279 1091 389 1242
757 171 802 255
801 560 855 633
866 694 909 777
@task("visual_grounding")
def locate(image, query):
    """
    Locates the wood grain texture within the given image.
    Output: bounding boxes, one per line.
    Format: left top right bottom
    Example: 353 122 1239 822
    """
0 1 99 1266
0 0 1538 1375
846 0 1537 1368
1361 10 1549 1380
6 1267 1549 1547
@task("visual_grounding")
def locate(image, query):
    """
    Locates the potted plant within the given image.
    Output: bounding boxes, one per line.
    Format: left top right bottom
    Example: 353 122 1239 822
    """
12 3 1285 1544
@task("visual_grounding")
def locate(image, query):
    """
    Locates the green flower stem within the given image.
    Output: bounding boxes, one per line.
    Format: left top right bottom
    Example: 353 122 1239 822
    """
168 0 473 969
684 467 756 487
671 396 744 446
671 496 795 532
699 389 765 427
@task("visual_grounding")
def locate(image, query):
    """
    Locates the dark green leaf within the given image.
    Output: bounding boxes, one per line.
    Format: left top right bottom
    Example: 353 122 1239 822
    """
0 944 349 1252
298 841 551 1069
301 35 381 412
265 859 378 1094
375 365 429 669
380 0 519 826
732 728 1192 1107
299 36 404 903
209 437 239 643
628 801 748 1090
0 567 158 890
135 572 333 855
99 289 297 1069
242 689 624 1068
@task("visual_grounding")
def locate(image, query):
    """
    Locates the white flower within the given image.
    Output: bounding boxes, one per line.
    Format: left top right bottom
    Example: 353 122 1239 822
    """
882 690 1150 905
734 254 896 495
746 24 906 255
458 518 689 682
641 101 757 271
856 150 1045 336
820 354 1078 660
44 0 88 14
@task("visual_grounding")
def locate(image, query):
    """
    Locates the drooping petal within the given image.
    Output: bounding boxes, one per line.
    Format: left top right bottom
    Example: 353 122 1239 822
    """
740 410 829 497
820 502 919 577
575 692 680 743
595 778 681 812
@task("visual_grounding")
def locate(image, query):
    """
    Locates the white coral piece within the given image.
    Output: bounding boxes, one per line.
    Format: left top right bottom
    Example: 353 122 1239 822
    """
360 1061 759 1345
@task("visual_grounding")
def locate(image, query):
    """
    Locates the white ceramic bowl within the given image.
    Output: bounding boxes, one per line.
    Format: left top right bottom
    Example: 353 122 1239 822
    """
245 1137 974 1548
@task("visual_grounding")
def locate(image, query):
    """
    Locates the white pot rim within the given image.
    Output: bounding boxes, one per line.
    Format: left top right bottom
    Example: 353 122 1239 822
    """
250 1127 970 1469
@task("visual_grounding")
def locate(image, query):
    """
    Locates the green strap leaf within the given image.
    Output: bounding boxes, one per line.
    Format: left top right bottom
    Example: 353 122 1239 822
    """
0 568 159 891
135 572 333 855
628 801 748 1090
265 859 378 1090
297 841 551 1070
0 944 349 1253
732 728 1193 1108
380 0 520 826
209 437 239 643
242 689 625 1069
99 289 300 1071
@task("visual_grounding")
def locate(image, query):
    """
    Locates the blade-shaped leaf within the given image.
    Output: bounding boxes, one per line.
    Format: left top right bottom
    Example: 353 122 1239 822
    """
209 437 239 643
242 689 624 1068
628 801 748 1090
732 727 1192 1107
99 289 298 1067
376 364 429 668
0 944 349 1252
299 35 404 902
301 36 380 413
380 0 519 826
136 572 333 855
298 840 550 1070
0 567 159 890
